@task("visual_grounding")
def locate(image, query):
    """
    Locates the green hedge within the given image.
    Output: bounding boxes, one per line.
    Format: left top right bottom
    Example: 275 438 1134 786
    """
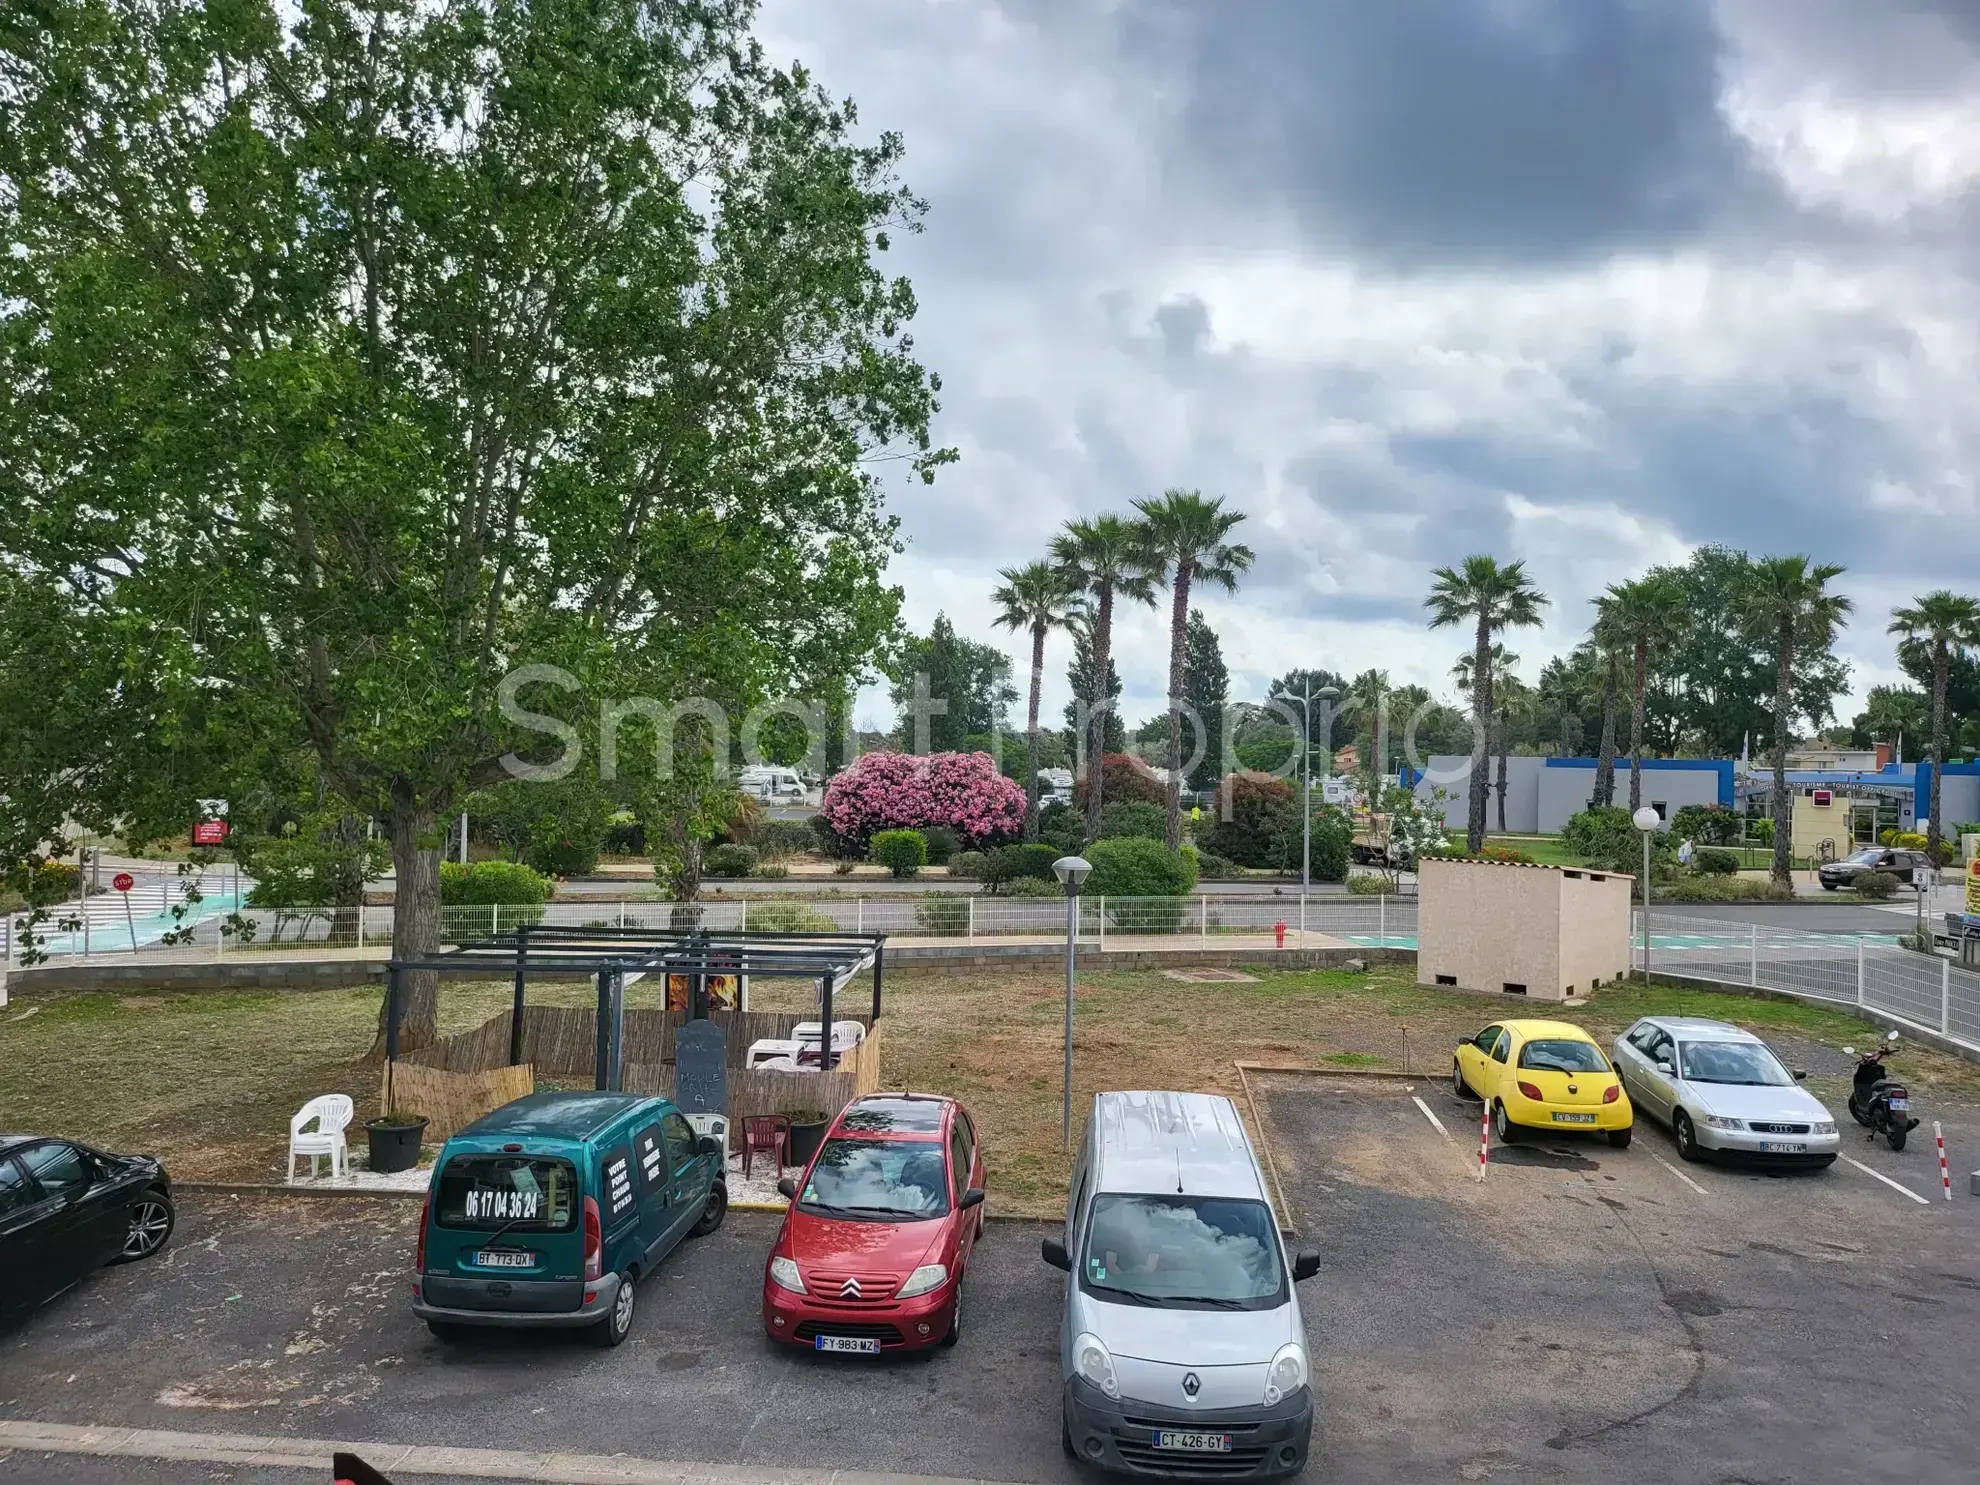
440 860 552 905
1098 801 1165 841
985 843 1064 891
1692 847 1740 876
1085 838 1198 897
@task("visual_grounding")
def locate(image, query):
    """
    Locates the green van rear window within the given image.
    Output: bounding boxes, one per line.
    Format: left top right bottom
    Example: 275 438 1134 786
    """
436 1155 577 1230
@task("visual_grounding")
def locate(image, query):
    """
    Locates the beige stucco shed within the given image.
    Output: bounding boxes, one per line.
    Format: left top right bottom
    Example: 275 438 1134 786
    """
1416 857 1634 1002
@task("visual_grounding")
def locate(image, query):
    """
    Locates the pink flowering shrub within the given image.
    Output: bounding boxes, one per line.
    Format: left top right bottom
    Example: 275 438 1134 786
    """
819 751 1028 853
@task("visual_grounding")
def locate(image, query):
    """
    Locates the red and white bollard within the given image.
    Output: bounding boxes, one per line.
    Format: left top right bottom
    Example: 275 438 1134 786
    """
1478 1098 1492 1182
1936 1122 1952 1202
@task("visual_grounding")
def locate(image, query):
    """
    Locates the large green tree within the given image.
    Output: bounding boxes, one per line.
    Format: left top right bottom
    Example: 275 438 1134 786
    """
1426 557 1547 852
0 0 947 1045
1063 622 1126 757
1733 557 1852 885
1889 591 1980 852
1133 490 1253 848
888 613 1015 754
1183 610 1230 790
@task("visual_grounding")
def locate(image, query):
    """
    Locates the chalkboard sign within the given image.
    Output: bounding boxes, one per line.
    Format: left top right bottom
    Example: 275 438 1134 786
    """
601 1144 635 1223
674 1018 728 1117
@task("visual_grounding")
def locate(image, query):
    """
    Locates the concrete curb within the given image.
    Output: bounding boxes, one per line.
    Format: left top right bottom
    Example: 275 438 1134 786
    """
0 1418 1000 1485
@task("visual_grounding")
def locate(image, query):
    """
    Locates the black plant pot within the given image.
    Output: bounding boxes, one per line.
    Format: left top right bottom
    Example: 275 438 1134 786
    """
366 1117 428 1174
786 1120 827 1168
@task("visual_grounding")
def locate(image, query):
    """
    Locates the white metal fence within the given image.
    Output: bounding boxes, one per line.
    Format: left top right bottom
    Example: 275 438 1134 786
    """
1638 909 1980 1056
3 892 1420 966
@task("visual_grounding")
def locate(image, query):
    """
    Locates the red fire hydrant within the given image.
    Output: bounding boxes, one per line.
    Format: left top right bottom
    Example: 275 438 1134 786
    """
1274 920 1287 949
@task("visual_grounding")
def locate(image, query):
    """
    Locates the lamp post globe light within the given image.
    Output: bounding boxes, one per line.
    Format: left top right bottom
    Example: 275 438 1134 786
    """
1052 855 1093 1147
1633 806 1661 983
1301 684 1341 893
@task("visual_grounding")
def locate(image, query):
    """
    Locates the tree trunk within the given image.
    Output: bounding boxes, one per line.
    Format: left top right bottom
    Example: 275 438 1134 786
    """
1024 621 1045 842
1595 658 1619 806
373 790 442 1056
330 812 368 945
1467 616 1492 853
1165 564 1192 850
1628 638 1648 812
1085 583 1114 845
1771 621 1795 887
1495 711 1509 833
1929 642 1949 853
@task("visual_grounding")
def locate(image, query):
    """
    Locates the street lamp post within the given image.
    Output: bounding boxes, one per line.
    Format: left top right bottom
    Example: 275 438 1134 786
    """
1633 806 1661 983
1053 854 1093 1148
1299 684 1341 892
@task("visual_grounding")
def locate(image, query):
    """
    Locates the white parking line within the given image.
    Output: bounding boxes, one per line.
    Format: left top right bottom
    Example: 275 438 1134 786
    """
1646 1150 1708 1196
1412 1094 1454 1142
1842 1156 1932 1206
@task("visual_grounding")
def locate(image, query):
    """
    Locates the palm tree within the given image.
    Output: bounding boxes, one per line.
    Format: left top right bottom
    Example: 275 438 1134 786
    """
1453 647 1523 835
1426 557 1548 851
1599 575 1690 812
992 560 1083 841
1348 668 1392 789
1733 556 1852 886
1888 590 1980 853
1133 490 1254 848
1862 686 1928 761
1052 515 1159 843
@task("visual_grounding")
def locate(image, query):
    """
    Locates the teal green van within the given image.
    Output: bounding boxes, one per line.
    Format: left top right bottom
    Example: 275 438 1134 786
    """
413 1091 725 1346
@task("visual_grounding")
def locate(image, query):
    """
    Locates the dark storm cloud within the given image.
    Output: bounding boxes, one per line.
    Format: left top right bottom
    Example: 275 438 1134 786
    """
1115 0 1776 266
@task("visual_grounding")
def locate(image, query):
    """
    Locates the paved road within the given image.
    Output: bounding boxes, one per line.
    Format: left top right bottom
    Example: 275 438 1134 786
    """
1648 900 1924 932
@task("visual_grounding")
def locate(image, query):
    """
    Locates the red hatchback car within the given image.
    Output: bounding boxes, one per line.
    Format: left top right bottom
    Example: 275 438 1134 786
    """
762 1093 986 1354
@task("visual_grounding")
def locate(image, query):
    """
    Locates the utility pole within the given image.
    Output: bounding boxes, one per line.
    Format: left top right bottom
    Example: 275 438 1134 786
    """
1298 682 1340 891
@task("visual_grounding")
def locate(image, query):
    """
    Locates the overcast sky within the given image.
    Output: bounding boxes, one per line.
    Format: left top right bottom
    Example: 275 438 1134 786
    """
756 0 1980 737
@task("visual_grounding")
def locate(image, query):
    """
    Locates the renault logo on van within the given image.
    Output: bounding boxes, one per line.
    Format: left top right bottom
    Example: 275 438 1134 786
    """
840 1278 862 1299
1181 1372 1201 1398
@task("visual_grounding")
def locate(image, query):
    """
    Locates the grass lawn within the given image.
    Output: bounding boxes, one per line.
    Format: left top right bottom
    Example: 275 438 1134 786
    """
5 965 1977 1217
1483 834 1582 867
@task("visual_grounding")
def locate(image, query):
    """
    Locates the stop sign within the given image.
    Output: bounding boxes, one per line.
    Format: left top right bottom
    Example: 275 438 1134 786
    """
112 872 135 892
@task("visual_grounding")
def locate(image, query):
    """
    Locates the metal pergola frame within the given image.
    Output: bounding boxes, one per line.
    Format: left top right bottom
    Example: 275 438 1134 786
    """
383 926 886 1092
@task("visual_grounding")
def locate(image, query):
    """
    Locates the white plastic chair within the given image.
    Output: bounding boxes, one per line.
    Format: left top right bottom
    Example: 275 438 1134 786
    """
686 1112 731 1160
287 1094 354 1180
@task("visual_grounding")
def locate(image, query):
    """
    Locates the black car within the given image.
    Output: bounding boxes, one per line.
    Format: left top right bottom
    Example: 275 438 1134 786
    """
1818 846 1929 891
0 1134 174 1326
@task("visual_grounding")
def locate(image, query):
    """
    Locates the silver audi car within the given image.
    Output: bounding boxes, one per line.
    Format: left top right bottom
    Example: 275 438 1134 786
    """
1610 1017 1840 1167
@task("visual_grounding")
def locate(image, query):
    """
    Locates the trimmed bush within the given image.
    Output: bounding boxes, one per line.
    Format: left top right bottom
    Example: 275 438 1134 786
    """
1853 870 1899 900
985 842 1065 892
603 816 646 855
1750 817 1774 845
705 843 759 879
1346 873 1391 895
1038 801 1086 853
915 892 970 934
870 829 929 878
525 835 600 878
1657 876 1795 903
1085 837 1198 897
948 850 990 881
1562 807 1671 875
808 812 857 860
1692 847 1740 876
758 863 789 879
1309 806 1353 883
1181 844 1240 881
440 860 552 906
1098 801 1165 841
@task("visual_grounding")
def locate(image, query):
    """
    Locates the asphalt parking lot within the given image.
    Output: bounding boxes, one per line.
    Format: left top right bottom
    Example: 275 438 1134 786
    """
1254 1071 1980 1485
4 1079 1978 1485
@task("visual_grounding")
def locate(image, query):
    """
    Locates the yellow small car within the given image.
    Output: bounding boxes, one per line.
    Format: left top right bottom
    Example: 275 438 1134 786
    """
1453 1020 1634 1147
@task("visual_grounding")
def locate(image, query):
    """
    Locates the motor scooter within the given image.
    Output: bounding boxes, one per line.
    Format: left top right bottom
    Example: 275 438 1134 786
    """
1844 1030 1920 1152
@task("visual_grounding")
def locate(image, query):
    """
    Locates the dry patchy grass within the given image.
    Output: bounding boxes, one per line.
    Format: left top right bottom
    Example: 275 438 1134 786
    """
6 964 1976 1213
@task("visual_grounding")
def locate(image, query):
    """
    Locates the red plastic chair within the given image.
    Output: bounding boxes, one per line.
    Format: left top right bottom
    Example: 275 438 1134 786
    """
742 1114 792 1180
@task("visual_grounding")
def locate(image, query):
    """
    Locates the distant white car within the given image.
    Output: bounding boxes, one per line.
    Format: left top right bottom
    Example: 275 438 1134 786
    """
1610 1016 1839 1167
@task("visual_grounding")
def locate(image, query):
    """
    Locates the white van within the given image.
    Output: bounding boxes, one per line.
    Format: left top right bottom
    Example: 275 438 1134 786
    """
1042 1091 1319 1478
737 765 807 803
